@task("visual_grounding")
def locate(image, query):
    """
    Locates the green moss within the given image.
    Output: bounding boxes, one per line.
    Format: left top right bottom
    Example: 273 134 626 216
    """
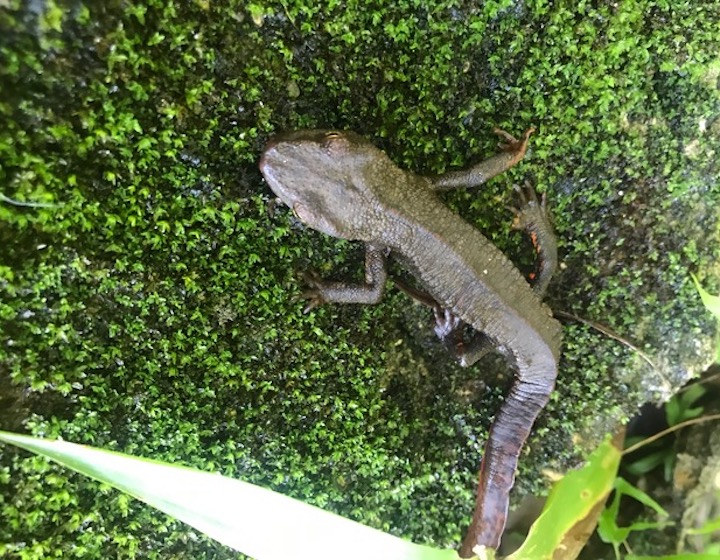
1 0 719 557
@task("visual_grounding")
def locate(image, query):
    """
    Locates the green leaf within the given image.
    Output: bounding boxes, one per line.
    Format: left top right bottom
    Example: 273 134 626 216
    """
615 477 668 517
506 436 621 560
148 32 165 46
666 384 706 426
623 450 671 476
598 477 670 546
0 431 457 560
628 555 720 560
691 273 720 320
685 515 720 536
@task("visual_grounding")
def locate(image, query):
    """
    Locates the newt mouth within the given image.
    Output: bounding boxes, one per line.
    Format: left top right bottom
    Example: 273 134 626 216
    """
259 143 298 213
258 141 277 173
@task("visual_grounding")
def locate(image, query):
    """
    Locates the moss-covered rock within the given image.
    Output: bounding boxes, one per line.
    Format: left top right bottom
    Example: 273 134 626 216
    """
1 1 718 557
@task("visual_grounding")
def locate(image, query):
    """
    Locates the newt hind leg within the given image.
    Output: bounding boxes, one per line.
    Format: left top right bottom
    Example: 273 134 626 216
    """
510 181 558 297
394 278 494 367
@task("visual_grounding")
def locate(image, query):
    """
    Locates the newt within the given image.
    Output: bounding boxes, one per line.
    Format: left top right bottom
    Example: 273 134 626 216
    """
259 128 562 557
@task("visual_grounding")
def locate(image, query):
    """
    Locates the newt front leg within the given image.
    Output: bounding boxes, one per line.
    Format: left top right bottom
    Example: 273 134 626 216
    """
432 128 534 191
301 243 388 312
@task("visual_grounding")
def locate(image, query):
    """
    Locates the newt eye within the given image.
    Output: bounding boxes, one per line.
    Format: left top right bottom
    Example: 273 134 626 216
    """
323 131 341 146
323 130 346 152
292 203 307 222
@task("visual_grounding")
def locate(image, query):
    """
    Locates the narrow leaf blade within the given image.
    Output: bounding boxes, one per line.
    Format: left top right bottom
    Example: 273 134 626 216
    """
0 431 456 560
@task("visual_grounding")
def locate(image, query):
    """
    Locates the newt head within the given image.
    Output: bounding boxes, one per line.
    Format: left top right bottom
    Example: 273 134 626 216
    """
259 129 390 241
